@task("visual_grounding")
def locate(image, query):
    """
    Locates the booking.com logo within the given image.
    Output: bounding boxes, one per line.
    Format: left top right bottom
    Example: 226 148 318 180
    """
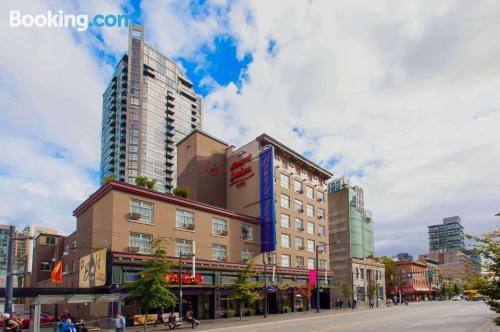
9 10 133 32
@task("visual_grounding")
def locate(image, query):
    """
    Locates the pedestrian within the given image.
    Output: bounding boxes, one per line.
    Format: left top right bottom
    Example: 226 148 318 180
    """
347 299 351 309
75 319 88 332
185 310 199 329
59 318 77 332
369 298 374 308
167 312 177 330
339 299 343 309
154 307 164 327
3 314 21 332
352 298 357 310
335 297 340 309
59 309 72 322
115 313 126 332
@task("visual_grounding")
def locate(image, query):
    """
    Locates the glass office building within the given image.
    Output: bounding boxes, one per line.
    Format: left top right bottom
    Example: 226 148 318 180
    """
100 25 202 192
428 216 465 252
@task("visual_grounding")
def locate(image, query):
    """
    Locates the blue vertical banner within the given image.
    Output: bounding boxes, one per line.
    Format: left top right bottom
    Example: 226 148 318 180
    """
259 145 276 252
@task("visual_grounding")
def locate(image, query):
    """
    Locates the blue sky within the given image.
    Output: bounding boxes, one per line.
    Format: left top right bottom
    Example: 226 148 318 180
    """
1 0 500 258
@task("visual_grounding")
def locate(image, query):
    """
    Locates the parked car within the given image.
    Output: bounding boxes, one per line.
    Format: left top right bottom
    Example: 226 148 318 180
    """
0 311 55 329
451 295 463 301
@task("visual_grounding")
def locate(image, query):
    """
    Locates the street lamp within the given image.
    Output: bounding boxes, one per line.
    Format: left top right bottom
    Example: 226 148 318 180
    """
178 252 195 321
315 241 339 313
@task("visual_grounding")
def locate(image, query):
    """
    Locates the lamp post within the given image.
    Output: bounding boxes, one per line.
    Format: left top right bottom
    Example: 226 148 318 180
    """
315 241 339 313
178 252 195 321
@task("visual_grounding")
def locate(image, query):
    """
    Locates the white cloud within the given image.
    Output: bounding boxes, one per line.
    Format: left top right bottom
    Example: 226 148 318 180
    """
198 0 500 256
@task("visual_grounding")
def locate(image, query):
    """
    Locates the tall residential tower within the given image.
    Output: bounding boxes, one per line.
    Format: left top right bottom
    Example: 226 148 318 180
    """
428 216 465 252
100 25 202 192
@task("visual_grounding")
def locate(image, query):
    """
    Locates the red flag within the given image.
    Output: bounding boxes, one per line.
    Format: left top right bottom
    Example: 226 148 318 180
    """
51 260 63 285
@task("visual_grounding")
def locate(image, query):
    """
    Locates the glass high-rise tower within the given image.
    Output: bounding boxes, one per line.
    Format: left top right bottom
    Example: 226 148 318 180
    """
100 25 202 192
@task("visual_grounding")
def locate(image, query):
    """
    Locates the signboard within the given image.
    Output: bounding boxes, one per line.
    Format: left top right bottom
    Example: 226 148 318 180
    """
259 146 276 252
230 153 254 187
168 272 203 284
79 248 106 288
309 269 317 285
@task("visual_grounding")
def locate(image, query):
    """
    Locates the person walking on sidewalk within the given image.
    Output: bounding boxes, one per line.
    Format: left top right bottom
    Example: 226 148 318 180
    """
352 298 357 310
154 307 165 327
115 313 126 332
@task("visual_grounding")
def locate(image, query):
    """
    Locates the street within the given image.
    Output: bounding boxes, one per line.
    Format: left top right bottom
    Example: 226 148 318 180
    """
196 301 497 332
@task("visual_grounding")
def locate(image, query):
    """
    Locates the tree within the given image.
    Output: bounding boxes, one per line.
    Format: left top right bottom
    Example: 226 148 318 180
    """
135 176 157 190
440 280 452 300
380 256 395 287
297 283 315 315
467 229 500 325
464 275 489 292
173 186 190 198
452 283 463 296
229 262 262 320
126 239 177 331
368 280 377 300
101 175 116 186
340 282 353 301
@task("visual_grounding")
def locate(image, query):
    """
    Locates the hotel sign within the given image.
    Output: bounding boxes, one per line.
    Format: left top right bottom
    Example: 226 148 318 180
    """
259 145 276 252
168 272 203 284
230 153 254 187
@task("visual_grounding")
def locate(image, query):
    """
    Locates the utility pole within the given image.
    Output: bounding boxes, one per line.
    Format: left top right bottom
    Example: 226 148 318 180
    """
178 252 195 321
315 246 320 313
263 253 268 318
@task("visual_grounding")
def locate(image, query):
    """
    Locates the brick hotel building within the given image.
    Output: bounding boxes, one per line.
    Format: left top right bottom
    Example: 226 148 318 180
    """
32 131 333 319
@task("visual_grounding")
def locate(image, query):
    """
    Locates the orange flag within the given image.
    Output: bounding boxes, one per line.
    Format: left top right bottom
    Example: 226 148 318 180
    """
51 260 63 285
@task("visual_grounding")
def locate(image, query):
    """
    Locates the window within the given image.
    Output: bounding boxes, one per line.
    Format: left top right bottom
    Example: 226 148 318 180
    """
72 240 77 249
319 259 327 269
281 255 291 267
130 199 154 223
280 194 290 209
212 244 227 261
294 180 302 193
307 222 315 235
175 239 194 257
295 218 304 230
306 204 314 217
129 232 152 254
241 249 252 262
295 237 304 250
212 218 228 235
176 209 194 229
360 268 365 280
40 262 51 271
294 199 303 212
45 236 56 245
317 208 325 220
280 174 290 189
296 256 304 268
306 186 314 199
241 224 254 240
72 260 76 273
307 239 315 253
281 214 290 228
307 258 315 270
317 191 324 202
355 268 360 279
281 234 291 248
318 225 326 237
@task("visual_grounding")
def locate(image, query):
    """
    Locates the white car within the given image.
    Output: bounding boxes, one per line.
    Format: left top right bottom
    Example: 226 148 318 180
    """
451 295 463 301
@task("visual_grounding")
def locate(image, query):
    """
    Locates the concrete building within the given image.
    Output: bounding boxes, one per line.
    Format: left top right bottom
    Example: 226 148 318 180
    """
418 251 473 287
100 25 202 193
417 257 442 299
0 224 9 287
428 216 465 252
32 131 334 319
463 249 481 275
391 261 430 302
327 178 384 303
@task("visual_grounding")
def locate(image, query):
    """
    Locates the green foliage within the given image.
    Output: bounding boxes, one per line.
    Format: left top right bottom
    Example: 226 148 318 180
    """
297 283 315 314
452 283 463 296
440 281 453 299
467 229 500 324
173 186 190 198
229 262 262 320
126 239 177 325
380 256 395 286
368 280 377 300
464 275 489 292
101 175 116 186
135 176 157 190
340 282 353 299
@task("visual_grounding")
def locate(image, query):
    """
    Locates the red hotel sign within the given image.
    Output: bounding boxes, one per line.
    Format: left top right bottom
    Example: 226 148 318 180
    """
168 272 203 284
230 154 254 187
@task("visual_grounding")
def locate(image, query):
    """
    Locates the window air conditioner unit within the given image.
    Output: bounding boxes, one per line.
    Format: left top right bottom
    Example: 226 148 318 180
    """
318 233 324 237
187 224 195 230
129 212 141 220
298 246 304 250
63 249 69 256
241 258 249 263
218 256 228 261
128 246 140 253
318 215 323 219
296 189 303 194
297 227 304 231
297 208 304 213
317 198 323 202
220 230 228 236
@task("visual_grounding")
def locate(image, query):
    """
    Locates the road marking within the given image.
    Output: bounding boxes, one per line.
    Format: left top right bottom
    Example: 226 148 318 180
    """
309 312 411 332
200 307 398 332
405 322 422 328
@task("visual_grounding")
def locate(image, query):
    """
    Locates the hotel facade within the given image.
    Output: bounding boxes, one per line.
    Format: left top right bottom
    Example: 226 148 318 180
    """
32 131 334 320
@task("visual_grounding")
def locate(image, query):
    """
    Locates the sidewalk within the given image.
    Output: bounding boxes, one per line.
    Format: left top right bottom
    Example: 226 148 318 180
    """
125 304 403 332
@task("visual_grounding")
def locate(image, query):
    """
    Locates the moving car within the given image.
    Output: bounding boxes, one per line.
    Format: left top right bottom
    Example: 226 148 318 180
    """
0 312 55 329
451 295 463 301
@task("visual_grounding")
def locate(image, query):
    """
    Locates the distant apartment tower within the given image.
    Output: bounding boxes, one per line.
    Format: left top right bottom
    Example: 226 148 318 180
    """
0 225 9 287
428 216 465 252
394 253 414 262
100 25 202 192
